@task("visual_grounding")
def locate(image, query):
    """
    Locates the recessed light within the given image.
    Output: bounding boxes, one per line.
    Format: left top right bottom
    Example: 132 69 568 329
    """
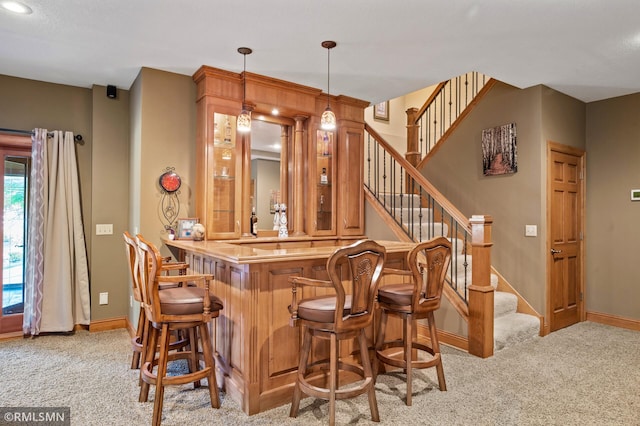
271 108 279 116
1 1 33 14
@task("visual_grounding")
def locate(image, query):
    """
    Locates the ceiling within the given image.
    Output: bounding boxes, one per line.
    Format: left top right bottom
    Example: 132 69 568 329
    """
1 0 640 104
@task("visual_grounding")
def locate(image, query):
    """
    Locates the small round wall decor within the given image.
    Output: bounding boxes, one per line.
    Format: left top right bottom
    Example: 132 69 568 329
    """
159 170 182 193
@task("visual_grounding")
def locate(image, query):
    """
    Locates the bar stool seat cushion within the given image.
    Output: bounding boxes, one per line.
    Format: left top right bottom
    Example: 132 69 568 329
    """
377 284 413 306
159 287 223 316
297 295 353 323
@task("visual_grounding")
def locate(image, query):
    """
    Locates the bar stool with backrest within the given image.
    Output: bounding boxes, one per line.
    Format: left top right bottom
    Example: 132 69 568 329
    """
288 239 386 425
373 236 451 406
135 234 223 426
122 231 189 370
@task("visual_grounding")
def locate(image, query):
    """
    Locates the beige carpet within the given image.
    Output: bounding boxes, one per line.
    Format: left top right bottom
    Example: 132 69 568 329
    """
0 321 638 425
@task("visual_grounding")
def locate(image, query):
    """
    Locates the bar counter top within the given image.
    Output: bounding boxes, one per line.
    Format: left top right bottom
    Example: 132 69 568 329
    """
164 236 414 264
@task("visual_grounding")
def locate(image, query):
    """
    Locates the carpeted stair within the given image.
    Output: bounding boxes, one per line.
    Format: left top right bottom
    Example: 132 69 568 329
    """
493 291 539 351
380 192 539 352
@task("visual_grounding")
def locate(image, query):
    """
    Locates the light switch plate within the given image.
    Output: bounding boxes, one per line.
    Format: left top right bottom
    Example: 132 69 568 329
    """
525 225 537 237
99 292 108 305
96 224 113 235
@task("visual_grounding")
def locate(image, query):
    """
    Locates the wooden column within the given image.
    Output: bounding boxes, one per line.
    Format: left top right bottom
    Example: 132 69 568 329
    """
468 215 494 358
279 124 289 210
241 121 253 237
291 115 307 236
405 107 420 167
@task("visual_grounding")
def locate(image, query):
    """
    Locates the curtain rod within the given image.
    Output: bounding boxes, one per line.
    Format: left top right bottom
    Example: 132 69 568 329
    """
0 127 84 142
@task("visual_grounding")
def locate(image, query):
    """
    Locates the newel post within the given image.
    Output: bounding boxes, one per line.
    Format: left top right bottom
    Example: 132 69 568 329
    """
405 107 420 167
468 215 494 358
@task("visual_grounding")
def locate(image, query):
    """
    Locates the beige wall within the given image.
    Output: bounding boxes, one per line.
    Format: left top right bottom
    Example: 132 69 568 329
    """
423 82 548 311
365 84 438 156
127 68 197 325
0 69 196 325
0 74 106 317
377 80 640 325
132 68 197 250
0 74 93 249
586 93 640 319
91 84 131 320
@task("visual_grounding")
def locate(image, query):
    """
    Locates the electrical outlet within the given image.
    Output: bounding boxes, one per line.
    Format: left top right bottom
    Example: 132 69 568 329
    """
96 224 113 235
525 225 537 237
99 292 109 305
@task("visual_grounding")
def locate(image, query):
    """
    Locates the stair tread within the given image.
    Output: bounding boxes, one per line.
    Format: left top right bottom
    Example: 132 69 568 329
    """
494 312 540 351
494 291 518 318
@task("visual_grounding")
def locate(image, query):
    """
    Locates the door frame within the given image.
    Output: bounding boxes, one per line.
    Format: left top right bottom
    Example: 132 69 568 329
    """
546 141 586 334
0 133 31 336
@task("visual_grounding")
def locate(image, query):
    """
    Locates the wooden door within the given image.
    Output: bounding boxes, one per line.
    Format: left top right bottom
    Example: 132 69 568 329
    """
547 142 585 332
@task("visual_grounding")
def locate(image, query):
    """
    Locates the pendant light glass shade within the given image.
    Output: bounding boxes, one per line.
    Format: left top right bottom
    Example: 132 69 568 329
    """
237 109 251 133
237 47 252 133
320 41 337 131
321 107 336 130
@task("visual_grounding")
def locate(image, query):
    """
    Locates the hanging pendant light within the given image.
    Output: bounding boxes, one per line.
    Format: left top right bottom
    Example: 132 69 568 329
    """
237 47 252 133
320 41 337 131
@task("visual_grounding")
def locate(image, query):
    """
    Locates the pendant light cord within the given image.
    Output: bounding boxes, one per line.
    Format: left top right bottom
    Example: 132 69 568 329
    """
326 46 331 108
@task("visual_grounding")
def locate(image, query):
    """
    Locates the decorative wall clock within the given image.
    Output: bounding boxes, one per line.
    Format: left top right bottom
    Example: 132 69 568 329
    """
159 170 182 193
158 167 182 236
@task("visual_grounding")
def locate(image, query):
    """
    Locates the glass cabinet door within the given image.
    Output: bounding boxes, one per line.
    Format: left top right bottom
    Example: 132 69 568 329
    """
314 129 335 233
207 113 241 238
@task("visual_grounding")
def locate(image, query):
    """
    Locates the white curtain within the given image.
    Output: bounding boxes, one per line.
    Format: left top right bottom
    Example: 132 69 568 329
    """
23 129 90 335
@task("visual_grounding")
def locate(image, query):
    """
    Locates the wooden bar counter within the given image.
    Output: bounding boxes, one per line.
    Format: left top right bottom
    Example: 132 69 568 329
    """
165 236 413 415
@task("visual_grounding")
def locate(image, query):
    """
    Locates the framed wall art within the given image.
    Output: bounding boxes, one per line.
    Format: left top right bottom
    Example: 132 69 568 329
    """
373 101 389 121
176 218 199 240
482 123 518 176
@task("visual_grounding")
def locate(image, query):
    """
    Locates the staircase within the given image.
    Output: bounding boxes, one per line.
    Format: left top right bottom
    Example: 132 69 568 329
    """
378 193 539 352
364 72 541 356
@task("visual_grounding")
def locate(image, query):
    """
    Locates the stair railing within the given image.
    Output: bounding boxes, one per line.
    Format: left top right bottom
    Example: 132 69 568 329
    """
406 73 494 171
365 124 495 357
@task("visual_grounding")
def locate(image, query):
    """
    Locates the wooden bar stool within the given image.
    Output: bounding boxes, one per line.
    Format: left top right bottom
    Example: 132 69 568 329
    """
374 237 451 406
288 240 386 425
136 234 223 426
123 231 188 370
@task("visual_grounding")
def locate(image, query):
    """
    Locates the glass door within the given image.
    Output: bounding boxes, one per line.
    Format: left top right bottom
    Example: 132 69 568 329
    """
312 129 336 234
206 112 242 239
0 149 30 334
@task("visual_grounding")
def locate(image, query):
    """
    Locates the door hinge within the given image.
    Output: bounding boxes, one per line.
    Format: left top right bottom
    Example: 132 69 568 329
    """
580 231 583 241
580 170 584 180
580 292 584 301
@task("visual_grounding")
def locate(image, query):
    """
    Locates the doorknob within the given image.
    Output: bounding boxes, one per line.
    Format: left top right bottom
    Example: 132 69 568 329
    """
551 248 562 254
